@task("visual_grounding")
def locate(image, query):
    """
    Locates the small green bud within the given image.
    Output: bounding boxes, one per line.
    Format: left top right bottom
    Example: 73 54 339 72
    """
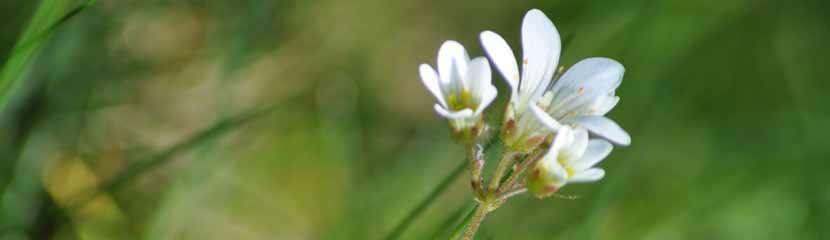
525 162 563 199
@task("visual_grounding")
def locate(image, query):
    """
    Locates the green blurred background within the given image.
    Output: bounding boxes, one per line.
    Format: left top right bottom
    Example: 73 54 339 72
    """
0 0 828 239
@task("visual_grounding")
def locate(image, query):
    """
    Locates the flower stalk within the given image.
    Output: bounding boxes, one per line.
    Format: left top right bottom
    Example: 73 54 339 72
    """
467 144 485 199
487 152 517 192
498 185 528 201
461 203 491 240
499 148 545 193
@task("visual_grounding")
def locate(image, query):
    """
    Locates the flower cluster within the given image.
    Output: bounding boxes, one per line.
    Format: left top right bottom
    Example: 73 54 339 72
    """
418 9 630 201
418 9 632 239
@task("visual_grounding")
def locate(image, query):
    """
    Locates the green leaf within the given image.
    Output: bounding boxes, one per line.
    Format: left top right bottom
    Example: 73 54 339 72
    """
0 0 96 112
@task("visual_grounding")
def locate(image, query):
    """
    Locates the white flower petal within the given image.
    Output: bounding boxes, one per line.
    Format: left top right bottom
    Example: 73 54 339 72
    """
530 104 562 131
572 139 613 171
434 104 475 120
550 124 573 151
591 94 619 116
437 40 470 88
551 58 623 96
548 58 624 118
466 57 492 101
561 128 588 164
449 58 467 94
540 146 568 182
540 146 560 168
419 64 446 108
476 85 498 115
568 168 605 183
546 160 569 183
571 116 631 146
480 31 519 95
519 9 561 102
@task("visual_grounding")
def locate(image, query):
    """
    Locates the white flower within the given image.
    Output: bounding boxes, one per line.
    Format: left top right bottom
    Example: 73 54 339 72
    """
480 9 560 150
526 125 613 198
530 58 631 146
419 40 498 135
481 9 630 149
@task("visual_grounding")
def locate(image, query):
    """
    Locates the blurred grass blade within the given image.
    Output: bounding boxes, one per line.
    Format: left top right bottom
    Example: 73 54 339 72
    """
383 160 466 240
69 104 278 209
427 203 475 239
0 0 96 112
448 204 478 240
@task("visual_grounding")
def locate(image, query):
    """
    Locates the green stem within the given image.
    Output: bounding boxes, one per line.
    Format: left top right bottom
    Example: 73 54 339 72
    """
499 149 544 193
427 203 474 239
488 152 516 192
460 203 490 240
448 203 480 240
467 144 484 199
383 160 466 240
498 186 527 201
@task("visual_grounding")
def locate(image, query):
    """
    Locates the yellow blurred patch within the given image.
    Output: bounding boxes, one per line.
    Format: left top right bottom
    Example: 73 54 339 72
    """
43 156 131 238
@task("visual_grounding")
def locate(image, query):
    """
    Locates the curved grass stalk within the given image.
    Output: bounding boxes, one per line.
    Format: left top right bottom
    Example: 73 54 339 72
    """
67 103 282 210
0 0 96 113
383 160 467 240
427 203 475 239
447 203 479 240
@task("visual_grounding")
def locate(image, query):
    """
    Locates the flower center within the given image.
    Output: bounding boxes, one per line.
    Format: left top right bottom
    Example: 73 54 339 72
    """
446 90 477 111
557 157 576 177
